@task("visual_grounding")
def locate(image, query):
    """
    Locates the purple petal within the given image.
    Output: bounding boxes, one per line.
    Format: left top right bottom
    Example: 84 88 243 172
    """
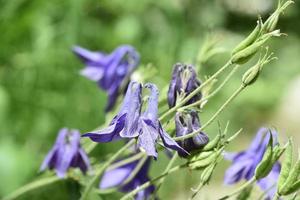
120 82 142 138
80 66 104 81
100 161 137 189
137 120 159 157
167 63 182 108
159 123 189 156
143 83 159 123
72 46 107 64
82 114 126 142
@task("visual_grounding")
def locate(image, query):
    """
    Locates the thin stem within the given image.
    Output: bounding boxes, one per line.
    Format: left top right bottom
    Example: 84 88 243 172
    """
180 65 239 111
107 151 145 171
122 155 147 185
120 163 187 200
153 153 178 196
159 60 233 121
174 84 246 141
80 139 136 200
272 193 281 200
189 182 204 200
3 176 61 200
218 177 256 200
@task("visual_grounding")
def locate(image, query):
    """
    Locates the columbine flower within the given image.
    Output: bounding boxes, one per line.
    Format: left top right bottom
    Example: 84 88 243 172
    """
40 128 90 178
167 63 201 108
175 111 209 157
224 127 280 199
73 45 140 111
83 81 187 158
83 81 142 142
138 83 188 157
100 155 155 200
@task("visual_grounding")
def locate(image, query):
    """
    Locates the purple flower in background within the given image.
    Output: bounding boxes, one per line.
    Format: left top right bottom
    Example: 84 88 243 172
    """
40 128 90 178
137 83 188 158
167 63 201 108
83 81 187 158
73 45 140 112
100 155 155 200
83 81 142 142
224 127 280 199
257 163 281 200
175 111 209 157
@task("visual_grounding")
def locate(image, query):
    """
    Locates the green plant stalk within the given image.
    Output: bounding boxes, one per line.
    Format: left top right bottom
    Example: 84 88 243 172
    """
120 163 188 200
153 153 178 196
189 182 204 200
272 193 281 200
174 84 246 141
3 176 61 200
107 151 146 171
159 60 233 121
180 65 239 111
219 177 256 200
122 155 148 185
80 139 136 200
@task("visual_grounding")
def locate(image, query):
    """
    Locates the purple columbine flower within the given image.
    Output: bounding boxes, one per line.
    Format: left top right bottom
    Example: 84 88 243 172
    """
175 111 209 157
167 63 201 108
40 128 90 178
83 81 142 142
83 81 187 158
224 127 281 199
100 155 155 200
137 83 188 157
73 45 140 112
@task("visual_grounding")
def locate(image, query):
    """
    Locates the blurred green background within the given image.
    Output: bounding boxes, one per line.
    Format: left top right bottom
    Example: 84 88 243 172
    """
1 0 300 199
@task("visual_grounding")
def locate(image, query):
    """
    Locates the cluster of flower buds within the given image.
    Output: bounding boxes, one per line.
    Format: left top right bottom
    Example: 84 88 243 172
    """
231 0 292 65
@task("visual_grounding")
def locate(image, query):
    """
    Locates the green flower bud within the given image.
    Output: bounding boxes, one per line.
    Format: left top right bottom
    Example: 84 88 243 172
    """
200 162 217 185
202 133 221 151
279 155 300 195
232 19 263 56
255 133 273 180
236 185 253 200
242 63 261 86
231 30 280 64
278 139 293 193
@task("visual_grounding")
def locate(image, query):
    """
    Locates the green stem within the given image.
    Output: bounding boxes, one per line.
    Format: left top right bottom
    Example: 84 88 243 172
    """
189 182 204 200
159 60 233 121
174 84 246 141
107 151 145 171
80 139 135 200
180 65 239 111
272 193 281 200
3 176 61 200
153 153 178 196
218 177 256 200
122 155 148 185
120 163 187 200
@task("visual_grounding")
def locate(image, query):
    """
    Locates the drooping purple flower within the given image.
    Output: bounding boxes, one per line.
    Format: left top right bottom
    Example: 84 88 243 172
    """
82 81 142 142
175 111 209 157
73 45 140 112
167 63 201 108
137 83 188 157
40 128 90 178
224 127 280 199
83 81 187 158
100 155 155 200
257 163 281 200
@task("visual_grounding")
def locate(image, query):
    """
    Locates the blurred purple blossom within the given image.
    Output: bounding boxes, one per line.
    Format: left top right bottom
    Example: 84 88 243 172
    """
100 155 155 200
40 128 90 178
224 127 280 199
73 45 140 112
